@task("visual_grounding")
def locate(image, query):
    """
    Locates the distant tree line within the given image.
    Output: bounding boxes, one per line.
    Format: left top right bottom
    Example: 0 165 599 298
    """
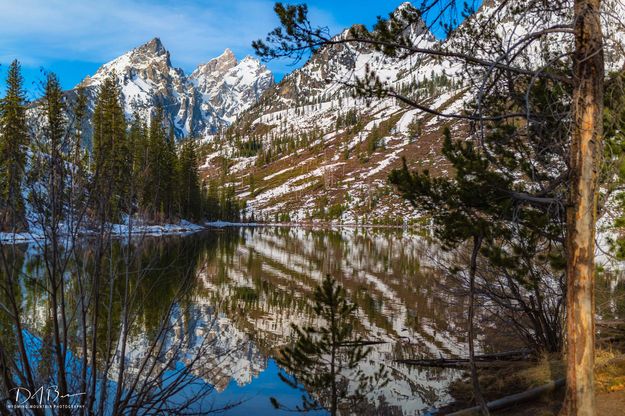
0 61 242 230
226 122 325 167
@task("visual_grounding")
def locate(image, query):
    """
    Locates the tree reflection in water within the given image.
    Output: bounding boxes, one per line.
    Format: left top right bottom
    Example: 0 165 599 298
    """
0 234 243 415
271 275 388 415
1 227 474 415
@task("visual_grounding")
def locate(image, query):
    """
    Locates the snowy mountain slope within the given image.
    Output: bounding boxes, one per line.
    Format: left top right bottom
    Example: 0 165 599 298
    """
190 49 274 130
79 38 199 137
199 0 625 224
25 1 624 224
72 38 274 139
200 5 465 224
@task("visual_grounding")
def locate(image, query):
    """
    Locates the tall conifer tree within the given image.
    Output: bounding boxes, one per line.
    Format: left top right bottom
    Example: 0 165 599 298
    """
43 73 66 220
146 107 166 220
0 60 28 230
91 76 129 221
178 139 202 221
162 128 178 220
129 112 147 215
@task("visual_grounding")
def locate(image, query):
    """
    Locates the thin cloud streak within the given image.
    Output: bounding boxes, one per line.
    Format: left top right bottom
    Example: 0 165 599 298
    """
0 0 346 90
1 1 274 65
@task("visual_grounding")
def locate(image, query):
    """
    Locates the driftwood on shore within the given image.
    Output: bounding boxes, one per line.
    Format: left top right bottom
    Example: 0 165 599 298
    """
597 319 625 328
339 340 388 347
597 319 625 346
442 378 565 415
396 349 531 368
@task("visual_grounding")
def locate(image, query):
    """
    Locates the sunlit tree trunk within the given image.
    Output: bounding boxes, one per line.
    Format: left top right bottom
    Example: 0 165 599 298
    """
562 0 604 414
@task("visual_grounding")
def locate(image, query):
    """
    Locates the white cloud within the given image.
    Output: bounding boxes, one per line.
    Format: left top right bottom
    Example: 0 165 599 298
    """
0 0 355 94
0 0 342 76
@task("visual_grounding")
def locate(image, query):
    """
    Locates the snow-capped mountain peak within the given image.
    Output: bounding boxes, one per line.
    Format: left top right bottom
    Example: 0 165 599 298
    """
190 50 274 126
80 37 176 87
192 48 238 79
72 40 273 139
137 37 168 57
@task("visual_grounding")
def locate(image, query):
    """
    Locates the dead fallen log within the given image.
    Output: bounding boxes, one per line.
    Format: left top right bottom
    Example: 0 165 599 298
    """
396 349 531 368
597 319 625 328
597 336 625 344
395 359 518 369
443 378 565 416
471 349 531 361
339 340 388 347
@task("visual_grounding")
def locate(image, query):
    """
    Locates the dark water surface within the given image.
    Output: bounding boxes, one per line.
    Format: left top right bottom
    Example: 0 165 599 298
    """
7 227 488 415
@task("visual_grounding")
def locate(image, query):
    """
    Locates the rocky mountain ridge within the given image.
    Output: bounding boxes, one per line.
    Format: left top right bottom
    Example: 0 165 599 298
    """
76 37 274 139
199 2 461 224
198 0 625 225
27 1 624 225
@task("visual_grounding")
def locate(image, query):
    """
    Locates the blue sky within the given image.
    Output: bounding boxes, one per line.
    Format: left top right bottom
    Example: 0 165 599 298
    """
0 1 473 98
0 0 478 99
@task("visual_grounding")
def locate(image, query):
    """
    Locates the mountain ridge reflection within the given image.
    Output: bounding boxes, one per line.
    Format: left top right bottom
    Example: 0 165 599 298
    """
10 227 467 415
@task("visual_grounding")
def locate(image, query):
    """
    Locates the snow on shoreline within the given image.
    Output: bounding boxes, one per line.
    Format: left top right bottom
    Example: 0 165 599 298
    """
0 220 206 244
203 221 413 230
2 219 420 244
2 219 417 243
204 221 260 228
110 219 205 236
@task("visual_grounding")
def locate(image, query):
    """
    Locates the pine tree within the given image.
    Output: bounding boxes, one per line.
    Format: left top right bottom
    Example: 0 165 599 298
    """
177 139 202 221
143 106 178 222
43 73 67 221
162 129 178 220
247 172 256 197
562 2 604 412
129 112 148 216
144 107 165 220
221 184 240 222
0 60 28 230
71 87 89 155
271 275 387 415
91 76 129 221
406 118 422 142
204 179 220 221
68 87 90 220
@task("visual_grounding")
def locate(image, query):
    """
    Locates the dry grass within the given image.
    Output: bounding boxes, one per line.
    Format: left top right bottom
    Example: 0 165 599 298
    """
595 349 625 393
448 348 625 416
449 354 565 404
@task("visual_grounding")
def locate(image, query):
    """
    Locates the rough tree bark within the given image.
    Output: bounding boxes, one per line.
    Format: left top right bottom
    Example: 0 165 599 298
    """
561 0 604 415
468 235 489 415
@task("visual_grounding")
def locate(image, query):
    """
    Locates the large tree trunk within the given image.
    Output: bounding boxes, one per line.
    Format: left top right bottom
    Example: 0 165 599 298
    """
468 235 489 415
561 0 604 415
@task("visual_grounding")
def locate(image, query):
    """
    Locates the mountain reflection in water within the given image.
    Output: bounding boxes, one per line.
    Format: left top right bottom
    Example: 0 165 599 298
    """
8 227 470 415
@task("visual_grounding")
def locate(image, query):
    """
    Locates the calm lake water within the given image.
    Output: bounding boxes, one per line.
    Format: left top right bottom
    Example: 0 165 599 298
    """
10 226 585 415
188 226 468 415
